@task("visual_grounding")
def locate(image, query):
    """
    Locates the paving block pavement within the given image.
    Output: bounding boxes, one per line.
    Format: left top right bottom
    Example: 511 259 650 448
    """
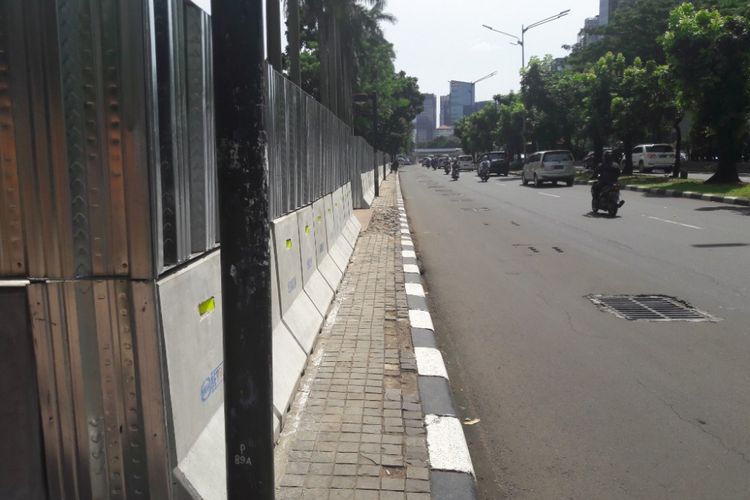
274 173 476 499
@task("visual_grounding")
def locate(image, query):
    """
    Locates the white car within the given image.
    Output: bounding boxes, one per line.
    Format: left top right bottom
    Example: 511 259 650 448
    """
522 150 575 187
632 144 674 173
457 155 474 170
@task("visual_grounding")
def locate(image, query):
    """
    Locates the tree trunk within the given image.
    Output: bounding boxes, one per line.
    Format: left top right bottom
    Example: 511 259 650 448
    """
672 119 682 179
708 128 741 184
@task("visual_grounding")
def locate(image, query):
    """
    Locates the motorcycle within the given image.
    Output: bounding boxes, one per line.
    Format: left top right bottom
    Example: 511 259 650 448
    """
443 161 451 175
451 163 460 180
591 182 624 217
478 162 490 182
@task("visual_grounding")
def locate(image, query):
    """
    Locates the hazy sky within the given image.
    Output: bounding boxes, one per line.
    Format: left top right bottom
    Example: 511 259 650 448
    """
382 0 599 102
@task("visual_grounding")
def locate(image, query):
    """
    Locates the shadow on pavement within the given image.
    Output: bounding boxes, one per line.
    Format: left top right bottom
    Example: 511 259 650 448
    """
691 243 749 248
695 205 750 216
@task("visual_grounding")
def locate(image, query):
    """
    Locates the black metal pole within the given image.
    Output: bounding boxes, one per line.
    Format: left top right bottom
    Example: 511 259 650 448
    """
372 93 379 196
211 1 274 499
266 0 283 71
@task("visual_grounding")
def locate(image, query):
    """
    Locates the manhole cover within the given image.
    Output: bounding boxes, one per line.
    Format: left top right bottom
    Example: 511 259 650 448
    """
588 295 718 322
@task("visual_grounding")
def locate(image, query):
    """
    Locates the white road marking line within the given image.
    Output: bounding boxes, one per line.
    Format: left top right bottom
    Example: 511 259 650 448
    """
405 283 425 297
409 310 434 331
414 347 447 377
537 192 561 198
425 415 475 475
403 264 420 274
402 250 417 258
645 215 702 230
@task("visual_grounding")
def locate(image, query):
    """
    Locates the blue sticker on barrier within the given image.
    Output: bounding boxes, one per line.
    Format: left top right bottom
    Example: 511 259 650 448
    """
287 277 297 293
307 257 313 270
200 362 224 402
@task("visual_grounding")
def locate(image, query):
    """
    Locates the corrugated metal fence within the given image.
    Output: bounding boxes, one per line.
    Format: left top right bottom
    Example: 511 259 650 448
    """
265 66 384 219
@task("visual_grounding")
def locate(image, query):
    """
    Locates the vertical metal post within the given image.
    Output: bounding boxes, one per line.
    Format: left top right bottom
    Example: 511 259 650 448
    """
372 93 379 197
521 27 527 159
211 1 274 499
288 0 301 84
266 0 283 70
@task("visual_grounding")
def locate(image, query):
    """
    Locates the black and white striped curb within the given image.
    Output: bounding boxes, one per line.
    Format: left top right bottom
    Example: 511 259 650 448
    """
575 179 750 206
396 174 478 500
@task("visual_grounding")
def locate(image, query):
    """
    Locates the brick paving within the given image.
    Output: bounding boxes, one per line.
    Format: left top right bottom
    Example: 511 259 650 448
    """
275 175 430 499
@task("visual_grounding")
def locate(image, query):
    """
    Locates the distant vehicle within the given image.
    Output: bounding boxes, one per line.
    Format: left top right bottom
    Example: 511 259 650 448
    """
478 151 510 177
631 144 675 173
522 150 575 187
457 155 474 170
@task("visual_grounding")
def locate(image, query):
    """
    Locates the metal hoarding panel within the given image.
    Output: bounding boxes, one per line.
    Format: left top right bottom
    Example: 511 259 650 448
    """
28 280 167 499
1 0 157 280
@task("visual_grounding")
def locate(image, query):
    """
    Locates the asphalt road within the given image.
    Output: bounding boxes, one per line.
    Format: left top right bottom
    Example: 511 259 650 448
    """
400 166 750 500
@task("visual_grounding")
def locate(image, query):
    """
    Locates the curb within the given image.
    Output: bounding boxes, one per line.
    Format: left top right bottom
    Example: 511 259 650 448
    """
574 179 750 206
396 173 478 500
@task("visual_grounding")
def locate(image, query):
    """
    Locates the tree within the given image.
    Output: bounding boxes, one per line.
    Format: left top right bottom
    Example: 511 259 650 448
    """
581 52 626 164
662 3 750 182
454 104 501 155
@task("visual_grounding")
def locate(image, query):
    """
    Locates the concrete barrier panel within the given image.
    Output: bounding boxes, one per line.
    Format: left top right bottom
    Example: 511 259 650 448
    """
296 206 334 316
174 406 281 499
158 251 224 464
324 195 350 271
272 212 324 352
313 198 343 289
271 240 307 418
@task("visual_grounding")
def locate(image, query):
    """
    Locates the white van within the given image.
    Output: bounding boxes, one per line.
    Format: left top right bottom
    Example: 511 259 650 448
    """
457 155 475 170
522 150 575 187
631 144 674 173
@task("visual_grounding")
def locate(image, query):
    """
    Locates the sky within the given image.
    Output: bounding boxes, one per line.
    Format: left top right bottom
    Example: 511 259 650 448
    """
381 0 600 104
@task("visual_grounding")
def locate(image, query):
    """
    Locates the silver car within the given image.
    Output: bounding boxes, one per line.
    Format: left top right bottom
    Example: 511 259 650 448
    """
522 150 575 187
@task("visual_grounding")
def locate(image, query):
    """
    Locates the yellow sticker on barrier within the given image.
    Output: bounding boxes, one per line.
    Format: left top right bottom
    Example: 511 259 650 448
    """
317 216 322 224
305 225 310 235
198 297 215 317
286 239 293 249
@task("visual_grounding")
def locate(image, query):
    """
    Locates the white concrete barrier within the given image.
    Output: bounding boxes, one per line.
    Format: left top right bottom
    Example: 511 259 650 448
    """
296 205 335 316
271 241 307 420
324 194 350 271
272 212 324 353
313 198 343 289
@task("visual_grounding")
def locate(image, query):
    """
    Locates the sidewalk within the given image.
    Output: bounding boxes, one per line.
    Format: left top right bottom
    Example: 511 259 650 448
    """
274 174 474 499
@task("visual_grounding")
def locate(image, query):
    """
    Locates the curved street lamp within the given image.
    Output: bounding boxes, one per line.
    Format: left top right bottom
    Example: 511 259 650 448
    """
482 10 571 156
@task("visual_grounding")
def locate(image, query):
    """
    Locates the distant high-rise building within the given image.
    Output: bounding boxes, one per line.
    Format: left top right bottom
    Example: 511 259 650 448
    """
470 100 493 115
415 94 437 144
448 81 474 126
440 95 450 127
599 0 619 26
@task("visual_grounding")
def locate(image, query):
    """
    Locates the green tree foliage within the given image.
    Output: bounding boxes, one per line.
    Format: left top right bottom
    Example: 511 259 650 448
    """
522 56 586 153
580 52 626 163
454 104 500 155
294 1 422 153
662 3 750 182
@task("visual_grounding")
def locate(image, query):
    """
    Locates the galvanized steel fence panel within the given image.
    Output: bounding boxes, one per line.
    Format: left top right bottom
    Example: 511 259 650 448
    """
265 66 381 218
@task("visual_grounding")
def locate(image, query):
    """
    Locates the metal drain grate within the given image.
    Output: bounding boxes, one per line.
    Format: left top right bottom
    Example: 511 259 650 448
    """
588 295 717 322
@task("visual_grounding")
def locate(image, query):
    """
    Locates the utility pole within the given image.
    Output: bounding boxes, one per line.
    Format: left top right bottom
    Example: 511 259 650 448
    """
211 1 274 498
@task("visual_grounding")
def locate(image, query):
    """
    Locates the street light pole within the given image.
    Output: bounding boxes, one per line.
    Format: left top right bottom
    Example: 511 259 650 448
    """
482 9 570 158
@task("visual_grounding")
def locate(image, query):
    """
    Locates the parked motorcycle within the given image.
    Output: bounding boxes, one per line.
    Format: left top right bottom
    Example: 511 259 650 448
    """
478 162 490 182
591 183 624 217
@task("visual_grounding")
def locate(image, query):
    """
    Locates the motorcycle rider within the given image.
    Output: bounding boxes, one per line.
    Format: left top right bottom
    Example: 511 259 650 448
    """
591 151 624 206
